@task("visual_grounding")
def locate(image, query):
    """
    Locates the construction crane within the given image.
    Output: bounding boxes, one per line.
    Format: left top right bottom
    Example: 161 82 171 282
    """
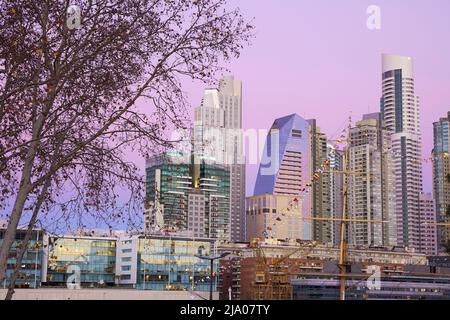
251 238 317 300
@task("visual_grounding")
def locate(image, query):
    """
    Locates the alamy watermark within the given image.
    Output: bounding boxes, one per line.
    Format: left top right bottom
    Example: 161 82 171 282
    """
66 265 81 289
169 126 280 175
67 4 82 30
366 5 381 30
366 265 381 291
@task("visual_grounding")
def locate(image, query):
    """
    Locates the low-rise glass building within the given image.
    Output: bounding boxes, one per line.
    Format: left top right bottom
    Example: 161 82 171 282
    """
116 235 217 291
0 227 47 288
46 235 116 286
292 274 450 300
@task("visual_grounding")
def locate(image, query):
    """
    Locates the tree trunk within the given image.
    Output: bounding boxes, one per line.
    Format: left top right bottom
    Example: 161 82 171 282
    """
0 98 46 285
0 183 32 286
4 179 50 300
5 220 36 300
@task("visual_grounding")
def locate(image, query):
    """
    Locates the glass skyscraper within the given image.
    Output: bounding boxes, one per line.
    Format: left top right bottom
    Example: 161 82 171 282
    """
254 113 312 240
193 76 245 242
433 112 450 252
145 152 230 239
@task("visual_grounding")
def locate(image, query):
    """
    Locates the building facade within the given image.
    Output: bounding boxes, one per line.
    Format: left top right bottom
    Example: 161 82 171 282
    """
193 75 245 242
347 113 397 247
115 235 216 292
217 239 428 300
246 194 302 241
292 274 450 300
308 119 333 244
418 193 437 255
380 54 423 251
432 112 450 252
145 152 230 239
0 225 47 289
254 114 312 240
328 144 344 246
46 234 116 286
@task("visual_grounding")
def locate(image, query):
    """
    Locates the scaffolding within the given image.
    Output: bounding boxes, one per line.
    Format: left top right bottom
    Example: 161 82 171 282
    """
251 238 317 300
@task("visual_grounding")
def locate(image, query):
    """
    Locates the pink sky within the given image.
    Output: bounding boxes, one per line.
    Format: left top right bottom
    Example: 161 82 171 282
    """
181 0 450 196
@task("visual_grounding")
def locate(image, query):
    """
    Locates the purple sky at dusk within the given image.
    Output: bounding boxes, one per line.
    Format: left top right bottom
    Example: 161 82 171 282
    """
7 1 450 231
179 0 450 196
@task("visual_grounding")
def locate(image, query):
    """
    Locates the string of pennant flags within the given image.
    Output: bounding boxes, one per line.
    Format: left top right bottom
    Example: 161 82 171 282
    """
262 158 330 239
262 122 351 238
261 116 448 239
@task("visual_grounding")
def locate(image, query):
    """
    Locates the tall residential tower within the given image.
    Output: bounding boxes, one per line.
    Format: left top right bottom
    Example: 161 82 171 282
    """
380 54 423 250
347 113 397 247
308 119 333 244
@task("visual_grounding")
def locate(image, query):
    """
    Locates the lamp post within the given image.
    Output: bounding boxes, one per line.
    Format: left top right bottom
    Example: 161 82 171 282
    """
195 252 230 300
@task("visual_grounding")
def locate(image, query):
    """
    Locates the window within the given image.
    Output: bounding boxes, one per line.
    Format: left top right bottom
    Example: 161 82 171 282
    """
292 129 302 138
121 257 132 262
122 248 132 253
120 275 131 280
121 265 131 271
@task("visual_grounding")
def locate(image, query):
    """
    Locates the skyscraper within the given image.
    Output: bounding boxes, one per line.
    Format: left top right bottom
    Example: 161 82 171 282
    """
380 54 423 250
432 112 450 252
144 152 230 239
347 113 397 247
193 75 245 241
327 144 344 246
254 114 312 240
308 119 333 244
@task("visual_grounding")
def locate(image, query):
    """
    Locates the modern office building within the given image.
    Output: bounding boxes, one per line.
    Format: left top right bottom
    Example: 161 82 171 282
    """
0 223 48 288
46 233 117 286
418 193 437 255
145 152 230 239
380 54 423 251
432 112 450 252
347 113 397 247
145 152 192 234
308 119 333 244
115 234 216 291
245 194 302 241
193 75 245 242
254 114 312 240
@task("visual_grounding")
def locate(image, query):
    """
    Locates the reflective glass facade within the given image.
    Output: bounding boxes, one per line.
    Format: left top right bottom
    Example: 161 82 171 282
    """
137 237 217 291
146 154 192 231
433 113 450 251
145 152 231 240
47 236 116 286
0 229 45 288
254 114 312 240
199 164 230 239
292 276 450 300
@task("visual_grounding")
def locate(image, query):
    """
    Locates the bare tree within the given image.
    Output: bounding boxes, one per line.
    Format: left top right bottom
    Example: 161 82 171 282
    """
0 0 254 292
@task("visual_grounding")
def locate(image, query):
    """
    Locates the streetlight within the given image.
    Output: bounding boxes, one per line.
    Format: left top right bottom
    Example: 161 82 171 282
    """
195 252 230 300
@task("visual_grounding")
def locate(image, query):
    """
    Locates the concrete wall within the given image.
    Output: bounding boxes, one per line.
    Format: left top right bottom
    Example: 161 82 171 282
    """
0 288 218 300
